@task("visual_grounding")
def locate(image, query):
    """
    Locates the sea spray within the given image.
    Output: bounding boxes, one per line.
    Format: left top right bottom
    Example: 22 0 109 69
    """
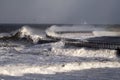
0 26 47 44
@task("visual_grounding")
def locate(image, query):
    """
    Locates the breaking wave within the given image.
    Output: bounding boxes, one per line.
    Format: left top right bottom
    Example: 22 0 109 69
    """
0 25 51 44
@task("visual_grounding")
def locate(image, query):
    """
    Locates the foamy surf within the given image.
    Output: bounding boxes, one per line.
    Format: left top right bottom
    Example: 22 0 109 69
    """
0 24 120 80
0 25 57 45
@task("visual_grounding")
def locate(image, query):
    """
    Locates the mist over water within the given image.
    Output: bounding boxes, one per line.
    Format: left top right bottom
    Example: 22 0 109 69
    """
0 1 120 79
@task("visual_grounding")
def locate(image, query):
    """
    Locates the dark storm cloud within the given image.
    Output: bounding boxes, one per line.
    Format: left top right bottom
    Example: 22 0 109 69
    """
0 0 120 24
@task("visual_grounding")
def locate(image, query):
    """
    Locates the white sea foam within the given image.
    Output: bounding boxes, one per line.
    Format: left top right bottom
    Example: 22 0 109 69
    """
0 25 120 79
0 26 46 43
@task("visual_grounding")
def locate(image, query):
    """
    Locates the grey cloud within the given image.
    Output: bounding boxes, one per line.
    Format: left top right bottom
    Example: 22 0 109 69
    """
0 0 120 24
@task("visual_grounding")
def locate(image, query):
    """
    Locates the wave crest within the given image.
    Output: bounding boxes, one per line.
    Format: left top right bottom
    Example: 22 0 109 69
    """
0 26 45 43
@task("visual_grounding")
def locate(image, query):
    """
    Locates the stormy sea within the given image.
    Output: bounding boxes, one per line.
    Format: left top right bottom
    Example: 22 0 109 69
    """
0 24 120 80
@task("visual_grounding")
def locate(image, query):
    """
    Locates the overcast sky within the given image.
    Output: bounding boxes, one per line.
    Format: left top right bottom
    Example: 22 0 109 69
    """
0 0 120 24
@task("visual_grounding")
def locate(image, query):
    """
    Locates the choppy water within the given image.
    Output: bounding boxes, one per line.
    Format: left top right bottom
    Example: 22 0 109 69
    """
0 24 120 80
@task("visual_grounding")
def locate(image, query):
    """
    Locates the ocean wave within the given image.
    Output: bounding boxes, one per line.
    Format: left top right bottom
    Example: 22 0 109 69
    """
0 25 57 44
